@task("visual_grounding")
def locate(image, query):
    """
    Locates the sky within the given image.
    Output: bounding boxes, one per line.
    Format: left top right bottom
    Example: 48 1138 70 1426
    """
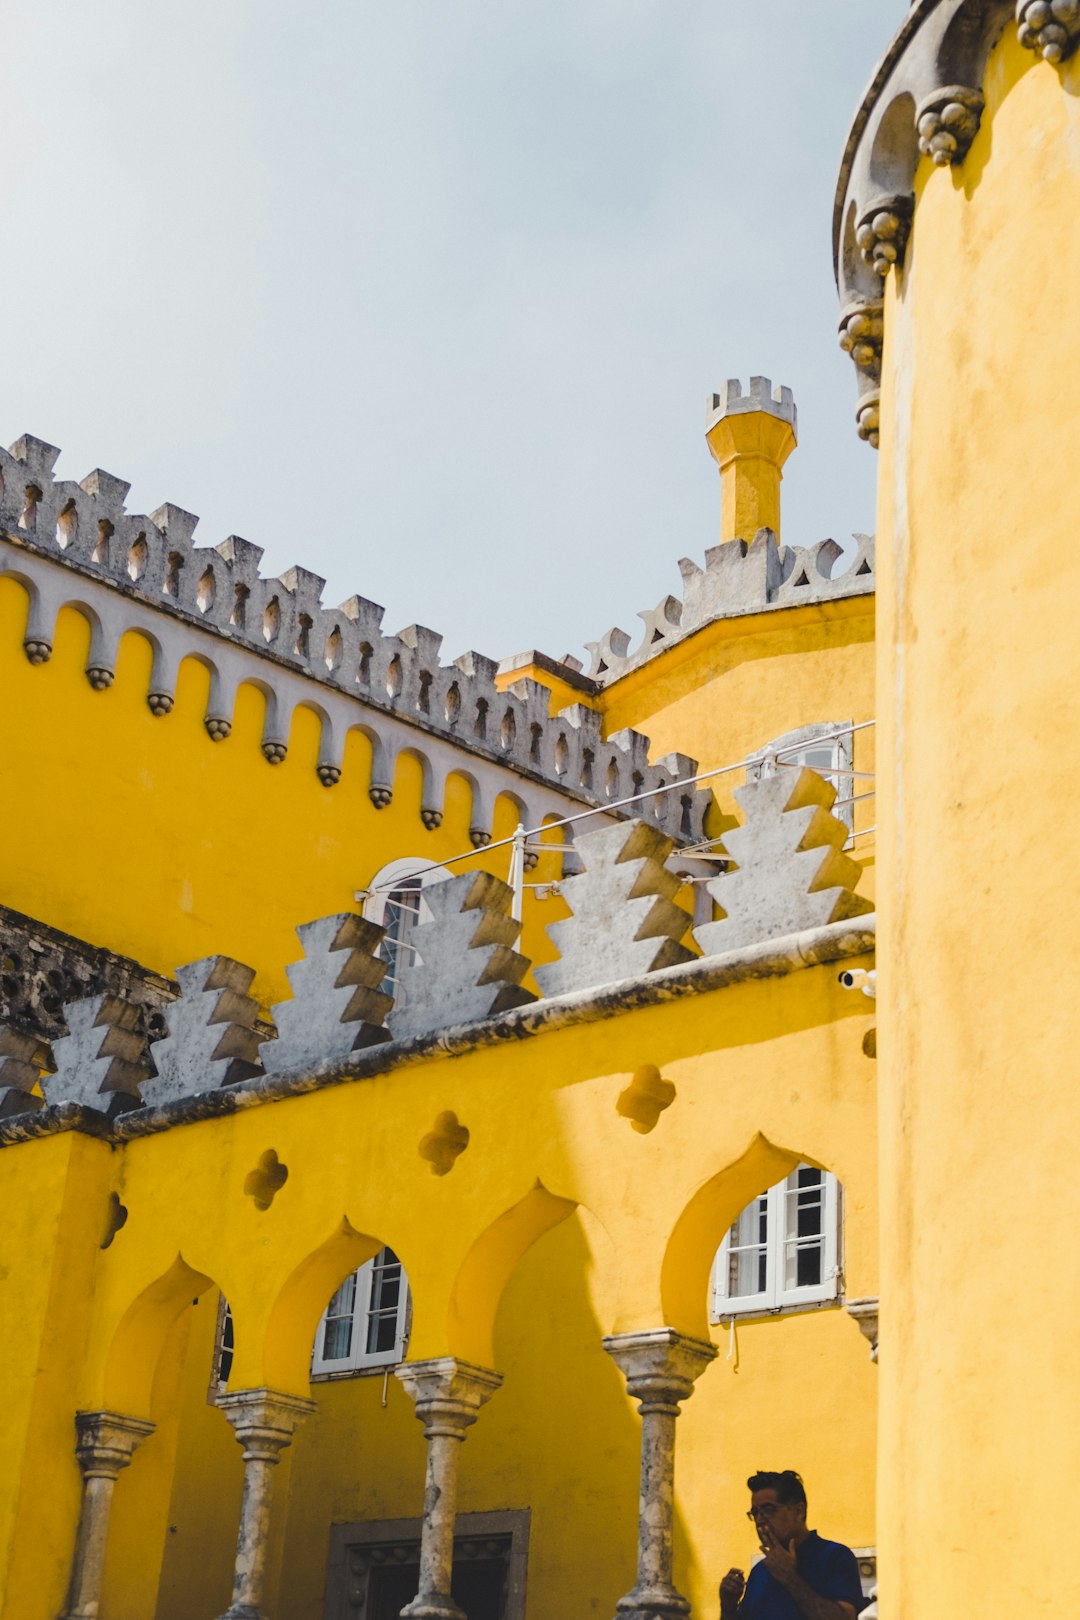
0 1 899 666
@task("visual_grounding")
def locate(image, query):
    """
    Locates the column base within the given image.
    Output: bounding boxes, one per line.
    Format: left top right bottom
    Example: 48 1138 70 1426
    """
216 1606 267 1620
401 1597 467 1620
614 1583 691 1620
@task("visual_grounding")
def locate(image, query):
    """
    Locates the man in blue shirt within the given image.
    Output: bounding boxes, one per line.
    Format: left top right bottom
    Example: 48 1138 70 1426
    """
719 1470 868 1620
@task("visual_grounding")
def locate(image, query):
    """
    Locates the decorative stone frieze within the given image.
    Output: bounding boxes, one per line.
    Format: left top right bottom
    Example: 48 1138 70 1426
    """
263 913 391 1073
216 1388 315 1620
395 1359 503 1620
856 194 913 278
390 872 535 1041
603 1329 717 1620
0 435 710 847
535 820 694 999
838 301 885 374
695 765 872 957
60 1410 155 1620
1017 0 1080 63
916 85 984 165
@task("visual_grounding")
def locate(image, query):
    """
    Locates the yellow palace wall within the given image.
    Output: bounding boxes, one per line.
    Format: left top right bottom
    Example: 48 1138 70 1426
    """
1 954 877 1620
874 22 1080 1620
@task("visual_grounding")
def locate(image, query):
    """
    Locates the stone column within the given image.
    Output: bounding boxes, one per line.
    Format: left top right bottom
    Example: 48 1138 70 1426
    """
603 1328 717 1620
216 1387 315 1620
394 1358 503 1620
60 1409 155 1619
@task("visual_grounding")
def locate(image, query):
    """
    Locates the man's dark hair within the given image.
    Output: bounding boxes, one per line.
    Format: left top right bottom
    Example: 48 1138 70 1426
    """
747 1470 807 1508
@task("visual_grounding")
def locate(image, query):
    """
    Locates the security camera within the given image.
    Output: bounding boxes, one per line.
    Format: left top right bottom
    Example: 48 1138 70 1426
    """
838 968 876 999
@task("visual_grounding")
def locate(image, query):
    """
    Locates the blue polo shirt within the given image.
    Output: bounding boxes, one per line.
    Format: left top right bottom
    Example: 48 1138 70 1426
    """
738 1531 868 1618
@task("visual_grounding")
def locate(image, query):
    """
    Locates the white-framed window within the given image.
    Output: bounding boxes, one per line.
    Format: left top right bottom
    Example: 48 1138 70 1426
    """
362 858 450 996
709 1165 841 1319
747 722 855 833
311 1248 411 1378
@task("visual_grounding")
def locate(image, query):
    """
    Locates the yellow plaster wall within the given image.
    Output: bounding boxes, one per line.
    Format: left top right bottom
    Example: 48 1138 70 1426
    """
0 581 563 1005
875 27 1080 1620
0 957 877 1619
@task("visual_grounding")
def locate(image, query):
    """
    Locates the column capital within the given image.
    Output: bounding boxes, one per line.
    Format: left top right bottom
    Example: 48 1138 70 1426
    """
217 1387 316 1462
603 1328 717 1412
395 1357 503 1439
73 1410 155 1480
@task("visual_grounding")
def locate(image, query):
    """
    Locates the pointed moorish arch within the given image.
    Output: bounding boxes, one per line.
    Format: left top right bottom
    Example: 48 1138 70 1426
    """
660 1133 816 1341
102 1253 216 1419
257 1217 387 1395
446 1180 579 1367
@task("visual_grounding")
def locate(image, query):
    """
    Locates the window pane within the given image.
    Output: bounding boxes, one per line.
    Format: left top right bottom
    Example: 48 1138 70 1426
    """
366 1250 405 1355
726 1195 768 1297
783 1169 826 1291
380 882 423 991
321 1272 358 1361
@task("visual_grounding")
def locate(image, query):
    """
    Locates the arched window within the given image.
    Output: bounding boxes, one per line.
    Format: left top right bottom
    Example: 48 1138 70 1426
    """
710 1165 840 1318
747 722 855 833
311 1248 411 1378
363 857 450 996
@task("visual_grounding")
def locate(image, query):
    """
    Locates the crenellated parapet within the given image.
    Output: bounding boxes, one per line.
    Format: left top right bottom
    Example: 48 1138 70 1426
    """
833 0 1075 445
0 434 710 846
583 528 875 682
0 766 874 1121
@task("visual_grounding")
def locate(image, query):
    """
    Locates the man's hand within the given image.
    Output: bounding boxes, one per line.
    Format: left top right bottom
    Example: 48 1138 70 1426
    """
758 1523 798 1588
719 1566 745 1617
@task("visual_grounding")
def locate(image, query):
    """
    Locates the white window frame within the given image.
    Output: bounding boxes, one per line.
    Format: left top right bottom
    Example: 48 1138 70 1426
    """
311 1248 411 1379
362 857 450 997
709 1166 841 1320
746 722 855 834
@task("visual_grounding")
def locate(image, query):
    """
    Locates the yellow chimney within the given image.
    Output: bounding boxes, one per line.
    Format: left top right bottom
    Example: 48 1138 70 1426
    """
705 376 797 543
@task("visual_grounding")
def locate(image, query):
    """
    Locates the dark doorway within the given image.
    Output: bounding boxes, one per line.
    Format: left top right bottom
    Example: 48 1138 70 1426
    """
325 1512 529 1620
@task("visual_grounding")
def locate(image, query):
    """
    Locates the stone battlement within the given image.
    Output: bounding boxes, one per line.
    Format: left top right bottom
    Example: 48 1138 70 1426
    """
0 434 710 844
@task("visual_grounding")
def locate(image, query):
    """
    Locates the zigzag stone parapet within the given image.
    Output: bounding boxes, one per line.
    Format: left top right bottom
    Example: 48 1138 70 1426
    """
583 529 875 681
40 993 153 1115
263 914 392 1073
695 766 872 956
0 435 709 847
535 820 695 998
142 956 265 1104
390 872 535 1041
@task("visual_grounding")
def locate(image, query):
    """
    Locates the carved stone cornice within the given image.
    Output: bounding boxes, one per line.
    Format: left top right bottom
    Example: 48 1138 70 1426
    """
916 84 985 165
838 300 885 376
1017 0 1080 62
846 1297 880 1362
856 195 914 280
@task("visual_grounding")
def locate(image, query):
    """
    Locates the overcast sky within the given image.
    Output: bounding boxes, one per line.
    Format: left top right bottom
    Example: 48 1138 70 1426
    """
1 1 898 665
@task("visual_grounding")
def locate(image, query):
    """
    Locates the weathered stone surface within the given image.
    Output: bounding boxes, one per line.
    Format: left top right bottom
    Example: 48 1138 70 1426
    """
41 993 153 1114
390 873 535 1041
695 765 872 957
216 1389 315 1620
60 1411 155 1620
263 913 391 1074
0 1025 49 1117
396 1360 503 1620
603 1330 717 1620
0 902 173 1045
143 956 265 1104
535 820 694 999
